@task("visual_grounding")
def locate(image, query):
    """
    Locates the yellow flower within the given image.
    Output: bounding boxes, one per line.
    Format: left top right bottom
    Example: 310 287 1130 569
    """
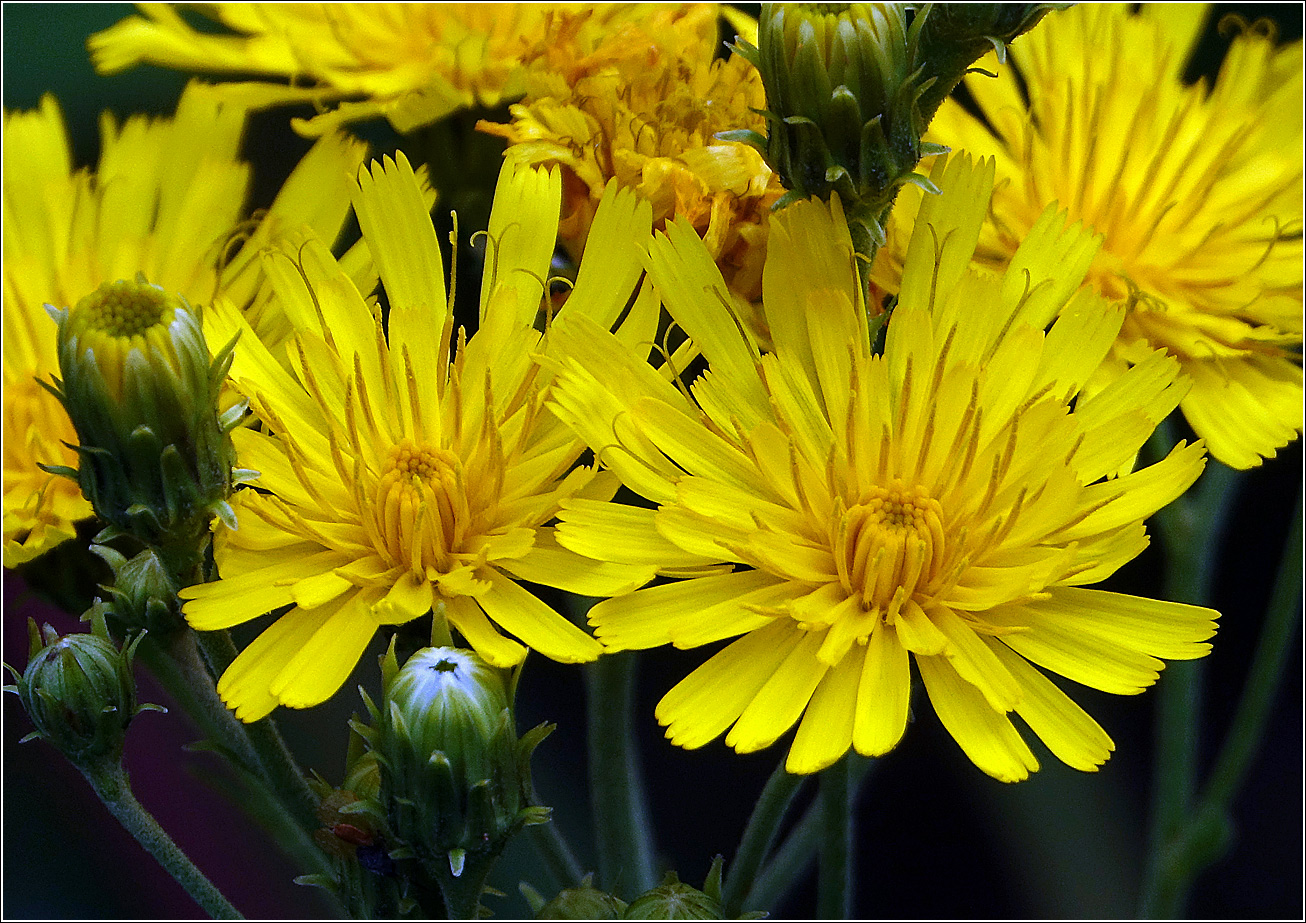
89 4 666 137
2 84 368 566
479 4 781 308
883 3 1304 469
180 153 659 721
546 154 1219 781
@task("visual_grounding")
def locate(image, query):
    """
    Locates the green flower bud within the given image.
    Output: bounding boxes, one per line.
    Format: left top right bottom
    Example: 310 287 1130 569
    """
727 3 1063 265
360 644 552 915
90 544 184 635
624 871 723 921
727 4 933 254
525 875 628 919
44 277 244 568
4 614 156 768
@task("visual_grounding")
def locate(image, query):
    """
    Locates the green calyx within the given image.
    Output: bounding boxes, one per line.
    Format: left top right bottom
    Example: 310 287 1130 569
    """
43 276 247 569
3 612 162 768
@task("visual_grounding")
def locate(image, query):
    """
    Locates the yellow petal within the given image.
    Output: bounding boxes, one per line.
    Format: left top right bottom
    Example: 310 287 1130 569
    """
786 645 861 774
916 652 1039 783
477 569 602 663
657 619 802 749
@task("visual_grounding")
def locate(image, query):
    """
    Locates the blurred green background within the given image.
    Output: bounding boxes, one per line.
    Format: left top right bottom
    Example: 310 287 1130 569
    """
3 4 1301 919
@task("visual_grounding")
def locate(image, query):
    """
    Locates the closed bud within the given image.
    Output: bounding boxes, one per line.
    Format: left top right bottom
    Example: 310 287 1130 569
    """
91 545 184 635
727 3 1062 268
729 3 934 258
45 277 242 570
4 614 156 768
360 644 552 914
624 871 722 920
527 875 627 919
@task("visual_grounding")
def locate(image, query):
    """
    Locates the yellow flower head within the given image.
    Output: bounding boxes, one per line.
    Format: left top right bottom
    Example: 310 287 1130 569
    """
180 153 660 721
89 4 670 136
480 4 781 307
547 154 1218 781
883 3 1304 469
2 83 368 566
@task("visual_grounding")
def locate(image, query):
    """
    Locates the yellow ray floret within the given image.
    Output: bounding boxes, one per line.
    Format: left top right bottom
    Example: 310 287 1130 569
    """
877 3 1303 469
181 153 658 721
548 153 1218 781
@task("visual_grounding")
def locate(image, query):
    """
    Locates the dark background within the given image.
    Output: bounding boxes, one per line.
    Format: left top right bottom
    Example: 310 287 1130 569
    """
4 4 1302 919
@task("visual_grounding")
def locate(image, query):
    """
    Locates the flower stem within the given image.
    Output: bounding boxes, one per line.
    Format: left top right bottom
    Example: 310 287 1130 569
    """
1204 484 1303 809
817 754 854 919
1142 479 1302 917
81 758 243 919
585 651 657 898
1139 438 1241 917
529 817 586 892
139 630 329 879
194 629 321 836
748 755 875 913
722 759 807 916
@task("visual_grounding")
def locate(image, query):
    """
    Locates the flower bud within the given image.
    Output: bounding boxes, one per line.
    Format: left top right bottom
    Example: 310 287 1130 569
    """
624 871 723 920
5 614 153 767
44 277 242 566
525 875 628 919
91 544 184 635
365 645 552 892
726 4 936 257
911 4 1069 122
726 3 1063 265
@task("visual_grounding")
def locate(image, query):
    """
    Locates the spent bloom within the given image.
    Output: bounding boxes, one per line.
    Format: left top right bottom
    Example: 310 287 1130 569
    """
546 154 1218 781
88 4 689 137
180 153 660 721
883 3 1304 469
2 83 368 566
480 4 781 309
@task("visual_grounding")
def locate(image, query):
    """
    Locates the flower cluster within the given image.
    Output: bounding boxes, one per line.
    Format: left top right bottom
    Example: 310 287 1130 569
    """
7 6 1300 916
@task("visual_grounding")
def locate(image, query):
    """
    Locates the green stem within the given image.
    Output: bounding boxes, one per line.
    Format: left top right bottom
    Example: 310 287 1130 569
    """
194 629 320 836
1139 434 1241 918
1143 483 1304 917
722 760 807 916
817 755 853 919
81 758 243 919
1203 486 1303 809
748 755 875 913
140 631 261 776
141 631 329 881
585 651 657 898
529 818 586 892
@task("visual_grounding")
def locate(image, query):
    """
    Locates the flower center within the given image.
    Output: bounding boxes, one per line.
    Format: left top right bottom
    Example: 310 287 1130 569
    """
76 280 169 338
374 439 467 573
834 481 944 610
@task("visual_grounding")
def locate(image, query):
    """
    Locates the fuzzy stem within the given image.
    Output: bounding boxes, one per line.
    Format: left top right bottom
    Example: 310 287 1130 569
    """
1139 430 1240 917
817 755 854 919
748 755 875 913
529 818 586 892
1142 479 1301 917
81 758 242 919
722 760 807 916
193 629 320 836
586 651 657 898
